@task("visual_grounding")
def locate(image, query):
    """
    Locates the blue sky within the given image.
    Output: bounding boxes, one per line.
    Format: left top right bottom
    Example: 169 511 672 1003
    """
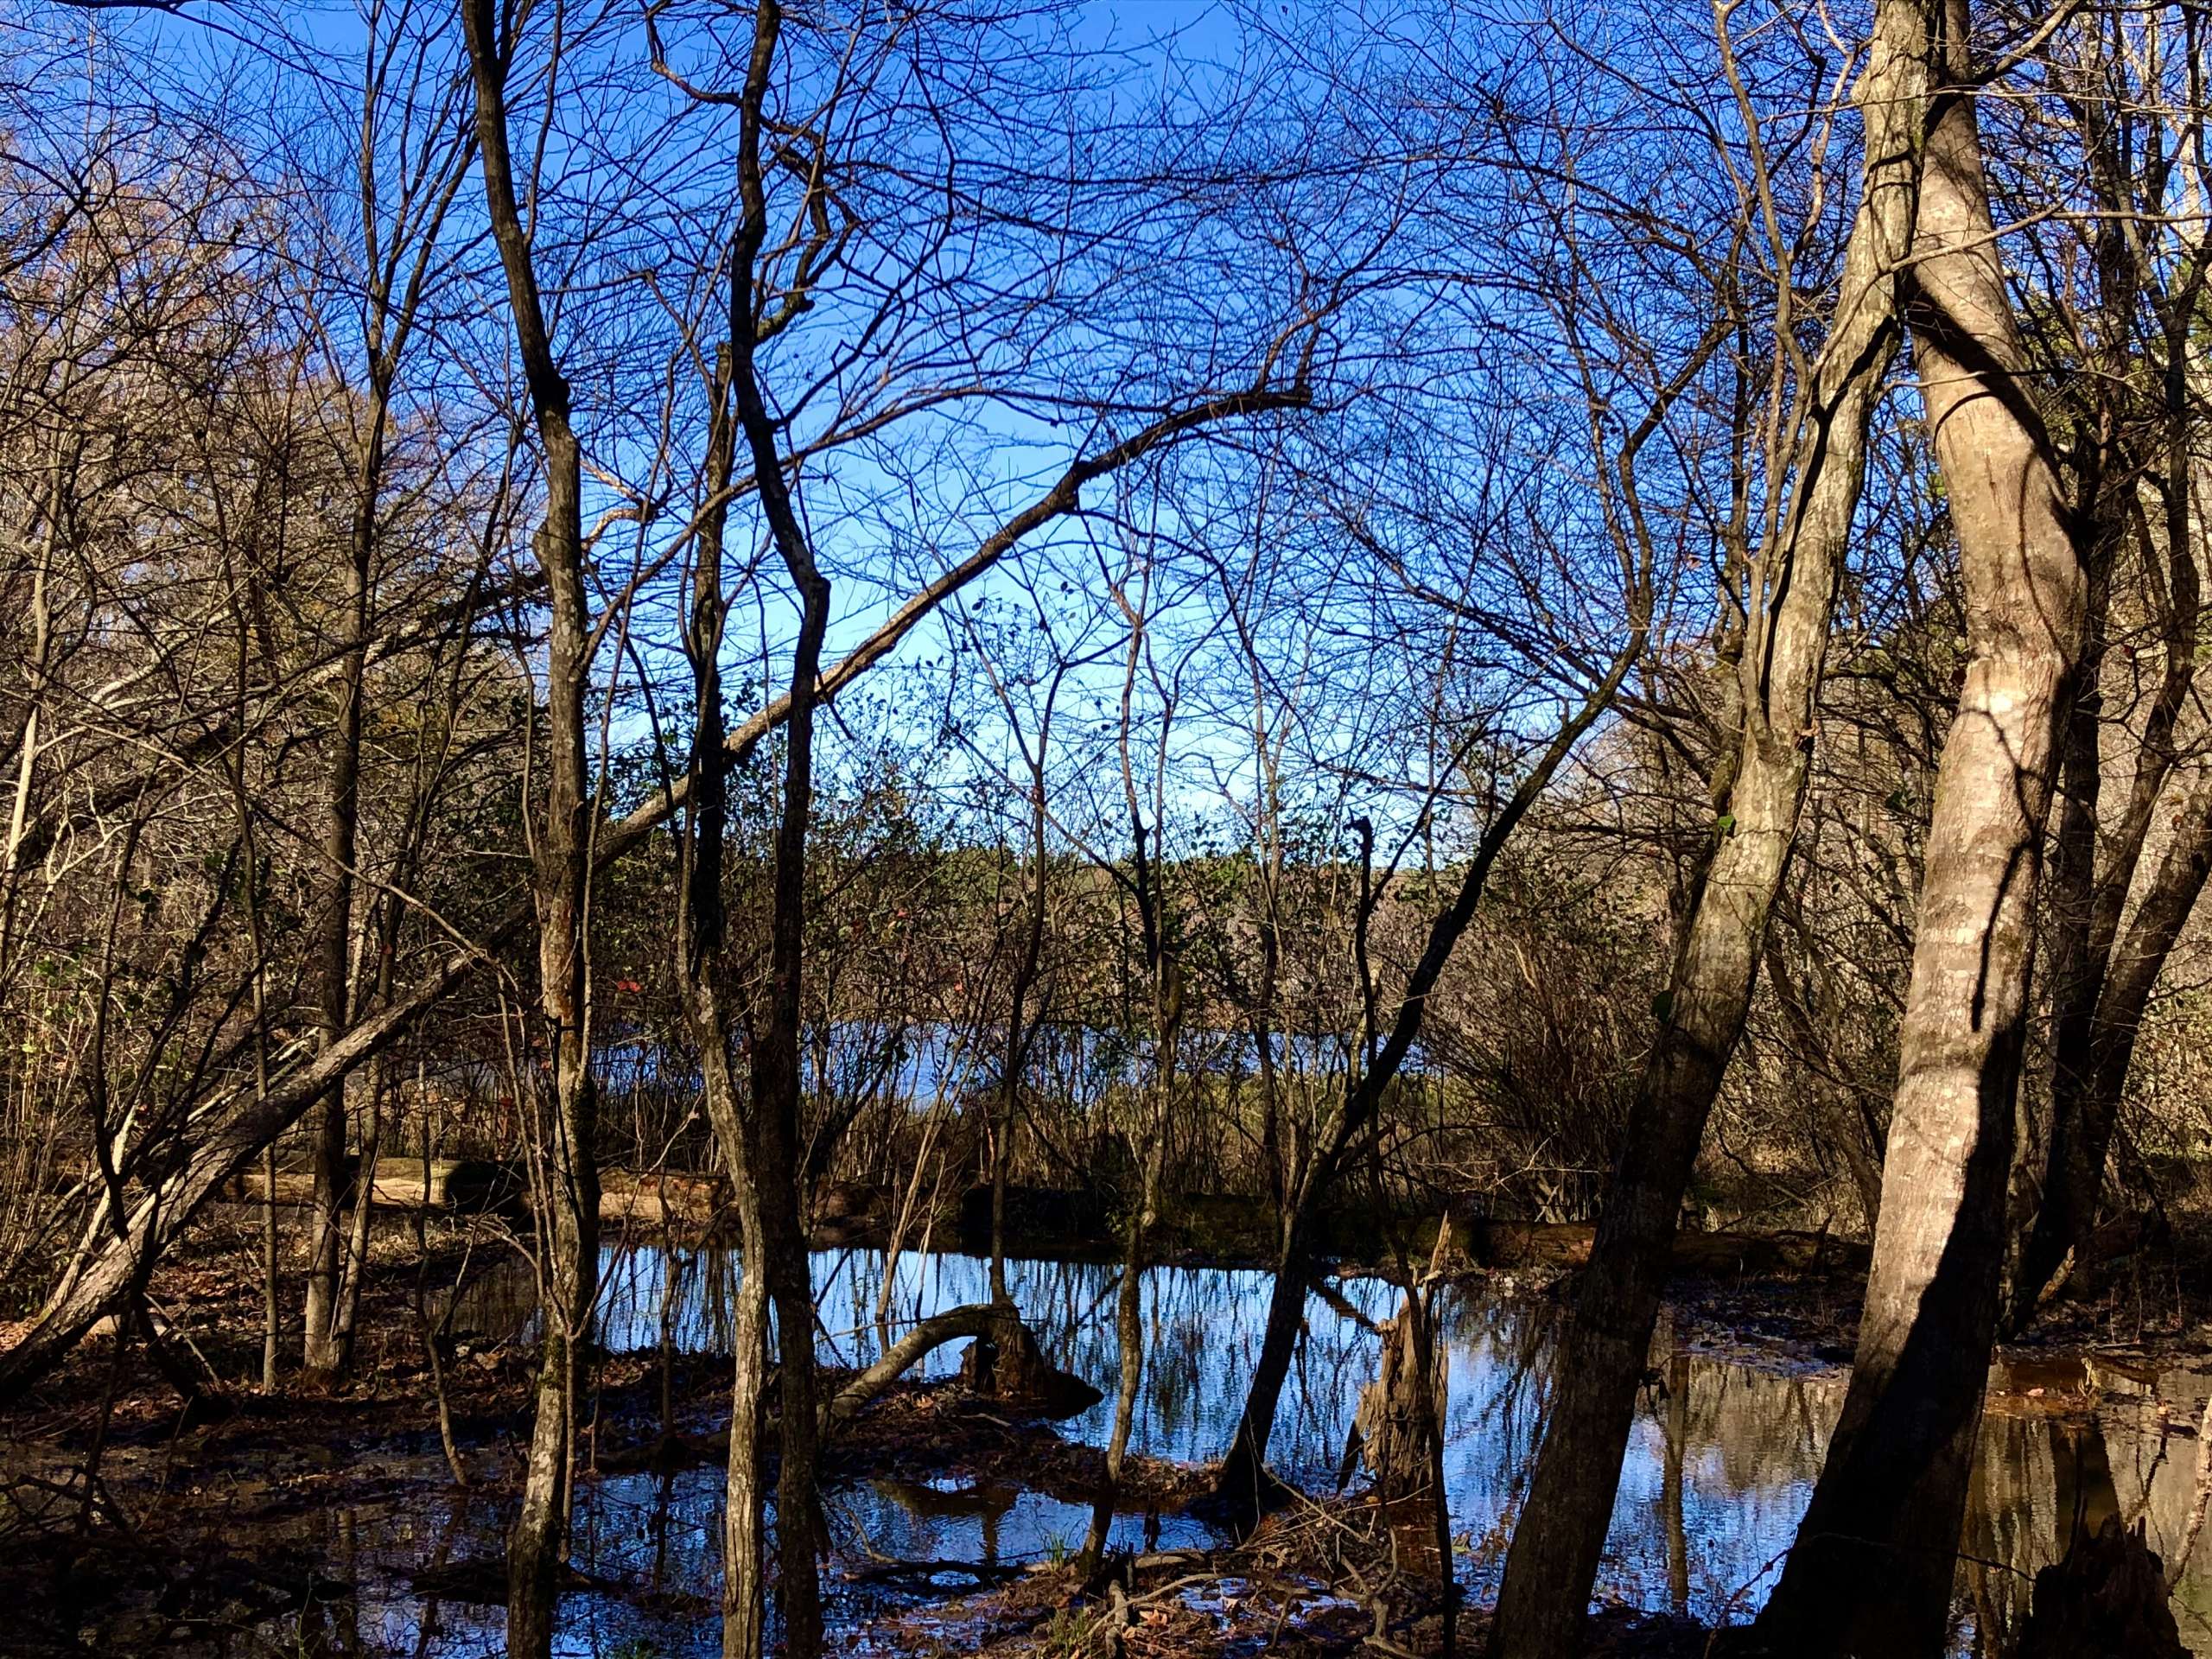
46 0 1686 861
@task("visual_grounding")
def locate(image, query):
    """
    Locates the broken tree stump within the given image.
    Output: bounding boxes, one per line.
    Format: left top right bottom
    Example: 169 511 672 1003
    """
2017 1516 2184 1659
1350 1304 1440 1502
957 1304 1102 1416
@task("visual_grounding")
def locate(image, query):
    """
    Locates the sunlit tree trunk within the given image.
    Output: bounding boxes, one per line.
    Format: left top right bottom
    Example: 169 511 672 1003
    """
989 749 1052 1308
702 1035 772 1659
1484 11 1929 1651
302 2 471 1384
682 884 772 1659
1080 618 1178 1572
1756 3 2087 1647
1077 1155 1158 1574
664 257 775 1658
727 13 829 1654
301 514 367 1380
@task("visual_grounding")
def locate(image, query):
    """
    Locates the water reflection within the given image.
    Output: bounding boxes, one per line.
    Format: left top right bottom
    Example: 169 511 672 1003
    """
303 1247 2212 1655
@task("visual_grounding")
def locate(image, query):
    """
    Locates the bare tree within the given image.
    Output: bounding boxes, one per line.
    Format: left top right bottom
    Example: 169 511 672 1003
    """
2004 0 2212 1325
459 6 602 1650
300 0 475 1382
1758 0 2089 1645
1488 1 1933 1647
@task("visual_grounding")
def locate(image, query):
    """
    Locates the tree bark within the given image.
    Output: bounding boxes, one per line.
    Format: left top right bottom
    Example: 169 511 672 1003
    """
300 521 366 1379
726 12 829 1654
2020 781 2212 1312
460 8 601 1656
1484 8 1929 1650
696 1004 771 1659
1354 1298 1438 1503
1077 1209 1151 1571
670 238 772 1659
1079 943 1173 1573
819 1302 1027 1433
1078 603 1180 1572
2012 237 2209 1328
303 36 461 1370
990 742 1053 1308
671 575 770 1656
1215 1197 1319 1515
1755 3 2087 1647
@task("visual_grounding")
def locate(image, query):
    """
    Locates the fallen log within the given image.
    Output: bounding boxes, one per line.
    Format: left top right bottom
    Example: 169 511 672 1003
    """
821 1303 1097 1436
839 1560 1029 1593
597 1168 723 1228
1453 1218 1871 1276
226 1155 522 1212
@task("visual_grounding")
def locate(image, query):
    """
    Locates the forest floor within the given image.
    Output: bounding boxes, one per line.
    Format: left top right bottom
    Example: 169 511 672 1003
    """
3 1205 2209 1656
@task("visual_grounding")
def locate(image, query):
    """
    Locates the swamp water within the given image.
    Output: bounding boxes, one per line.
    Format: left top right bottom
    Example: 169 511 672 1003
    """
257 1248 2212 1655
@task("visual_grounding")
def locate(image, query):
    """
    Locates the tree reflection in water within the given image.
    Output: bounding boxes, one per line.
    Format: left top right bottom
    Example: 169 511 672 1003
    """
328 1247 2212 1656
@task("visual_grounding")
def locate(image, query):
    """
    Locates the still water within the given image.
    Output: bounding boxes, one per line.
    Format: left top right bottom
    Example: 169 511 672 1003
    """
303 1247 2212 1655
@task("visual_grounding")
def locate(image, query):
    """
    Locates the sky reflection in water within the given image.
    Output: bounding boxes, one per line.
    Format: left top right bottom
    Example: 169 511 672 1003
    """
327 1246 2212 1656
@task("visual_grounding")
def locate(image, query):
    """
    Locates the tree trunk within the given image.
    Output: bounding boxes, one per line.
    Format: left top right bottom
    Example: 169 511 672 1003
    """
461 8 601 1656
330 890 410 1377
2014 552 2107 1313
990 760 1052 1309
831 1301 1051 1431
501 478 600 1659
670 243 773 1659
1078 1224 1149 1570
2012 256 2207 1329
260 1144 280 1391
1216 1202 1319 1513
752 963 824 1659
697 1019 771 1659
301 558 365 1379
327 1056 385 1373
671 632 774 1659
1755 4 2087 1648
1079 1085 1170 1573
1484 8 1929 1650
306 216 410 1379
2018 1517 2186 1659
727 14 831 1655
1354 1299 1439 1503
2021 788 2212 1313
